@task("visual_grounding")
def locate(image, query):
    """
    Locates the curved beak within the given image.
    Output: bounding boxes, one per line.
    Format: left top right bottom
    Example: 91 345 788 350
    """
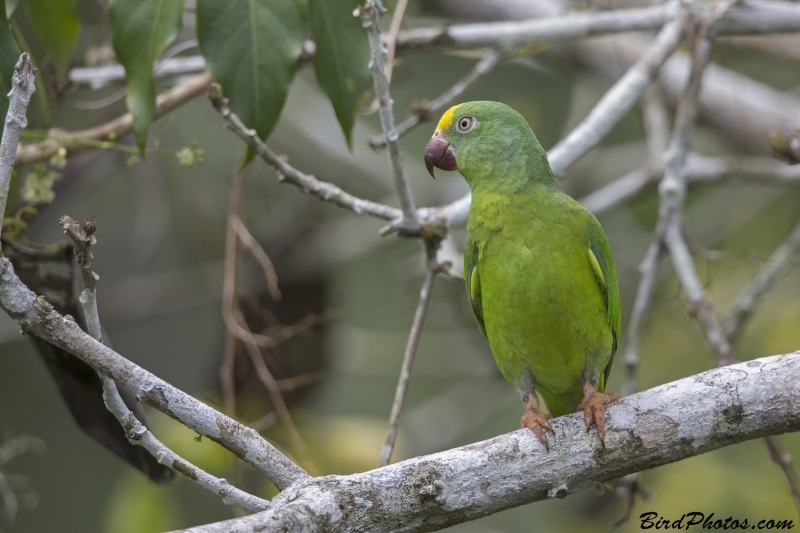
424 136 457 179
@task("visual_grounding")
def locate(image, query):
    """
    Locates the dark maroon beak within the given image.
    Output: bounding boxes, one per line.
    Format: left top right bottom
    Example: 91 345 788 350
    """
424 137 457 179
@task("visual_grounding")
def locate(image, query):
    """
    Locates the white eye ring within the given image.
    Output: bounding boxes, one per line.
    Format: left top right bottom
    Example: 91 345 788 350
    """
456 115 476 133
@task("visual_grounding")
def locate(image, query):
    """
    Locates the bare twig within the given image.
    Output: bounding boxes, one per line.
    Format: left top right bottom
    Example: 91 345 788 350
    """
15 71 212 167
361 0 419 232
232 215 281 302
69 55 207 89
579 154 800 216
396 1 800 53
237 316 320 476
61 216 270 511
220 330 238 414
101 374 270 511
722 216 800 342
621 237 664 397
0 54 36 216
547 3 683 177
659 6 736 367
360 0 410 115
0 255 310 489
764 435 800 514
222 170 318 476
578 165 657 215
209 86 403 224
368 50 504 149
379 240 442 467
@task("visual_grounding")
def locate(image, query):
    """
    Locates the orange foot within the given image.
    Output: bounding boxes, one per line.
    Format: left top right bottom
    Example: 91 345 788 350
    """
519 408 555 451
577 390 620 448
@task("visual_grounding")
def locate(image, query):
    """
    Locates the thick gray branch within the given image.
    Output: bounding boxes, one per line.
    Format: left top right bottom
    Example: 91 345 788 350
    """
0 257 309 491
172 352 800 533
396 1 800 52
547 4 683 177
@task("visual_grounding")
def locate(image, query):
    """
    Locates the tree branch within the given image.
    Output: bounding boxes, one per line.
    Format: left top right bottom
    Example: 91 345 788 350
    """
722 216 800 342
368 50 504 149
361 0 419 232
0 256 309 490
15 71 212 167
208 86 403 224
0 54 36 214
379 240 442 467
60 215 271 512
170 352 800 533
547 3 684 177
395 1 800 53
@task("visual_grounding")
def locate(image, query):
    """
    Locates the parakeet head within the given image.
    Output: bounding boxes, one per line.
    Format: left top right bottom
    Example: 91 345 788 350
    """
424 101 553 190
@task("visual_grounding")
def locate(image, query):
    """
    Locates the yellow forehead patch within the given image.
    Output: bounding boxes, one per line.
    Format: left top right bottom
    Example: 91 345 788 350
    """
437 104 462 132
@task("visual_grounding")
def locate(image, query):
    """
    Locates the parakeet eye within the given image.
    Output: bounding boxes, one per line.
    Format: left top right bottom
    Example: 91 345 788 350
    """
456 115 476 133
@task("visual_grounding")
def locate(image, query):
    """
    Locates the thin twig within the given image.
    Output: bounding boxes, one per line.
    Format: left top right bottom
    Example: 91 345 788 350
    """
101 374 270 511
621 237 664 397
652 3 800 510
232 214 281 302
379 240 442 467
722 216 800 342
222 170 319 476
0 54 36 216
764 435 800 514
361 0 409 115
368 50 504 149
15 71 212 167
361 0 419 232
442 6 685 227
61 216 270 511
220 329 238 414
209 86 402 224
547 2 684 177
659 5 736 367
236 313 320 476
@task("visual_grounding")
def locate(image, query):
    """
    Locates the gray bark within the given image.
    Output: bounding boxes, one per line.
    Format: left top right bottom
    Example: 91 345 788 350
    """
172 352 800 533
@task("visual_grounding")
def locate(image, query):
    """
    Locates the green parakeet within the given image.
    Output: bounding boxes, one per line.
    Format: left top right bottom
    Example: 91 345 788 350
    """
424 101 621 449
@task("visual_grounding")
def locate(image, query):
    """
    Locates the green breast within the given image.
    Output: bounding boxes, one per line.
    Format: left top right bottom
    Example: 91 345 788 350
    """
465 185 615 416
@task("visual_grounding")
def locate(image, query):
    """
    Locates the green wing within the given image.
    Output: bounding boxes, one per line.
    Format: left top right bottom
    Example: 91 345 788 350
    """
465 240 486 337
585 219 621 391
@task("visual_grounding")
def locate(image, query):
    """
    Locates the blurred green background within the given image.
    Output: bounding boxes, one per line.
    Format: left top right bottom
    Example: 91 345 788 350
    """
1 1 800 532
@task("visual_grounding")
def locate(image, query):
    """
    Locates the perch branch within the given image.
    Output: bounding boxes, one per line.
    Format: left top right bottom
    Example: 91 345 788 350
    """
170 353 800 533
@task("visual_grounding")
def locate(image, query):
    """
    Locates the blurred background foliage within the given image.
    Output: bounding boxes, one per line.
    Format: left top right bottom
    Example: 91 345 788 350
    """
0 0 799 532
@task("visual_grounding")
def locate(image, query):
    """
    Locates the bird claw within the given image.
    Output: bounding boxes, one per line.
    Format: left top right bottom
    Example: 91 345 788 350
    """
519 408 555 452
577 391 620 448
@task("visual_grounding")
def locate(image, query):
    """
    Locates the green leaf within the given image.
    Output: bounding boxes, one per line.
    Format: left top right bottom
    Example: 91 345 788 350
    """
26 0 80 78
309 0 371 150
109 0 185 155
0 0 21 139
197 0 307 141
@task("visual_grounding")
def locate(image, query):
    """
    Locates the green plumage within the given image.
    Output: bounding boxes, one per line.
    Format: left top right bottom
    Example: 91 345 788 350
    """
438 101 621 417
